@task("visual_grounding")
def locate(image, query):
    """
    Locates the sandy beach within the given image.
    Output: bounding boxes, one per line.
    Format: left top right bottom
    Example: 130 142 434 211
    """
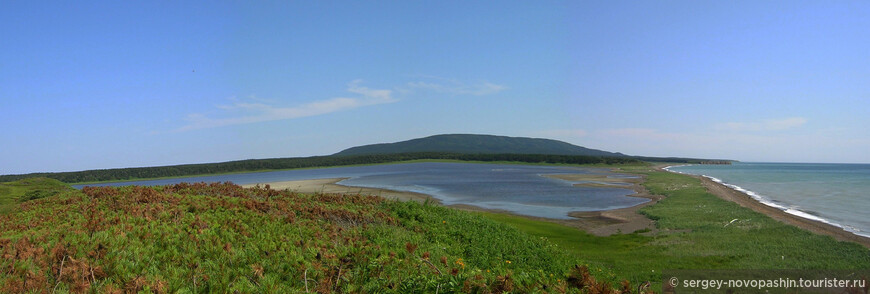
240 178 435 203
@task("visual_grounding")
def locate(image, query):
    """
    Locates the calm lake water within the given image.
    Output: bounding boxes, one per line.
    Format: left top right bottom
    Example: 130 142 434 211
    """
668 162 870 238
74 162 646 219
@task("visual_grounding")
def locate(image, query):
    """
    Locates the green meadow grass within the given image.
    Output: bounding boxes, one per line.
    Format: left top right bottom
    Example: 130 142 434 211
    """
0 177 72 214
481 167 870 289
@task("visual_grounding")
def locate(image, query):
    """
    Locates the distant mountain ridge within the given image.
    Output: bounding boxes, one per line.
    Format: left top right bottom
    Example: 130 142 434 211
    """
334 134 627 157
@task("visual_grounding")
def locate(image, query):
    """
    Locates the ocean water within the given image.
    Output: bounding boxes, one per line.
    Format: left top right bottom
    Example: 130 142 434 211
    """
74 162 646 219
668 162 870 238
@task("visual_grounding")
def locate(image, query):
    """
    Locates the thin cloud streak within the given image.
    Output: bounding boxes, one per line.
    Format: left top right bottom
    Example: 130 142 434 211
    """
714 117 808 132
175 80 396 132
404 77 507 96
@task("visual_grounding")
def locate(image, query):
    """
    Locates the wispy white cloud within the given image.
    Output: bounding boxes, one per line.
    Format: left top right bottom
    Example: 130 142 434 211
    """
175 80 396 132
714 117 808 132
347 79 394 100
404 76 507 96
173 77 505 132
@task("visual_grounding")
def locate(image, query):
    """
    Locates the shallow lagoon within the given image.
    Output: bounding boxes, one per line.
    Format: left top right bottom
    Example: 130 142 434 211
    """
75 162 646 219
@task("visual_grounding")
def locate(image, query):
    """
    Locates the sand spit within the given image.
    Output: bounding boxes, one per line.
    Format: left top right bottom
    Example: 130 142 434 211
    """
240 178 435 204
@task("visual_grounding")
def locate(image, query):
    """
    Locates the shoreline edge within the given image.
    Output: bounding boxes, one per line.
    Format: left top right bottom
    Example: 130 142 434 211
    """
661 165 870 248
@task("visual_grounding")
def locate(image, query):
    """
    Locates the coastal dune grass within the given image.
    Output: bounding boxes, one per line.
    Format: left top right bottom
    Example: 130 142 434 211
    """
482 167 870 289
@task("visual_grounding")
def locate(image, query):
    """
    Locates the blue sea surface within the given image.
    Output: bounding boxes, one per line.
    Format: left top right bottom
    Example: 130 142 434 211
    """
668 162 870 238
74 162 646 219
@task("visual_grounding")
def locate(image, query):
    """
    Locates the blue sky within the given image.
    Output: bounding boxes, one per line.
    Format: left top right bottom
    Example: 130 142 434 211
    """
2 1 869 174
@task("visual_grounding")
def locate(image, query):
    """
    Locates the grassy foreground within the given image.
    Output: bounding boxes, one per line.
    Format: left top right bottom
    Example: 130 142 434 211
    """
482 167 870 289
0 182 632 293
3 166 868 293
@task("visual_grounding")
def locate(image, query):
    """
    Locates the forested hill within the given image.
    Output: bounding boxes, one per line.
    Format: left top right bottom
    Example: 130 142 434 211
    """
1 134 732 184
334 134 627 157
0 153 642 184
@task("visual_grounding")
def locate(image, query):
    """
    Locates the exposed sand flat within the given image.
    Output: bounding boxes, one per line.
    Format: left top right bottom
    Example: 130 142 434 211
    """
450 172 661 236
450 197 661 237
240 178 435 203
546 173 642 189
544 172 662 236
545 173 643 183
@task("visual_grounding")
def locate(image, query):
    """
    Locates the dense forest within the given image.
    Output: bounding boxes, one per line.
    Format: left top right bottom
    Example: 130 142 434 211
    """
0 153 646 183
